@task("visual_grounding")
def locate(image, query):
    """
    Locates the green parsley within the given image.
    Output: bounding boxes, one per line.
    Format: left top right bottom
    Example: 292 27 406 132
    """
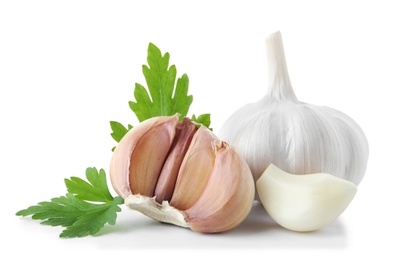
17 43 212 238
110 121 133 151
111 43 212 149
16 168 123 238
191 113 212 131
129 43 193 121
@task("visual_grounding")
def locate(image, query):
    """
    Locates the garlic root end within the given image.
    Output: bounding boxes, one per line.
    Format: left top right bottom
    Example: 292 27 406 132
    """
125 195 190 228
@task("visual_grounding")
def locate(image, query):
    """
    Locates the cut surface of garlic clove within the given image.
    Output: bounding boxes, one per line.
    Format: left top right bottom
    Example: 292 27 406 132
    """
256 163 357 232
110 115 255 233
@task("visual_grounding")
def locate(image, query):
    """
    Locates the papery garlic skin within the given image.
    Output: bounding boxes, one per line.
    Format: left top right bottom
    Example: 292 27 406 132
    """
125 195 190 228
169 126 220 210
110 114 255 233
218 31 369 185
257 164 357 232
110 115 178 198
185 140 255 232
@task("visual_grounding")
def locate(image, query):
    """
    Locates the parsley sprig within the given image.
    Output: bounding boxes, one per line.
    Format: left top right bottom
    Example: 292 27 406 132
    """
110 43 212 150
130 43 193 121
17 43 212 238
16 168 123 238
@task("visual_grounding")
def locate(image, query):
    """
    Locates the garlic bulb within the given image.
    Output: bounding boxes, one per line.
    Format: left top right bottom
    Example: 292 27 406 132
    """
218 31 369 185
110 114 255 233
257 164 357 232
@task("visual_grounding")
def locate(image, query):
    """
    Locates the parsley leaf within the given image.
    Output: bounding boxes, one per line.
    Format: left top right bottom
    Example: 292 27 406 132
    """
129 43 193 121
110 43 211 148
110 122 133 143
192 113 213 131
65 167 114 202
110 121 133 151
16 168 124 238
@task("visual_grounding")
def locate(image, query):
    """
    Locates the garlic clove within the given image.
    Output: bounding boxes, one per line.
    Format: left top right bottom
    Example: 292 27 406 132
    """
169 126 219 210
256 163 357 232
110 114 179 198
154 117 197 203
185 140 255 233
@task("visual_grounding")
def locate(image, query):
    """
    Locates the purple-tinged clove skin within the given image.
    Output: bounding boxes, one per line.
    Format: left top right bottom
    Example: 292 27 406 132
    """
110 115 178 198
110 114 255 233
154 117 197 203
169 126 219 210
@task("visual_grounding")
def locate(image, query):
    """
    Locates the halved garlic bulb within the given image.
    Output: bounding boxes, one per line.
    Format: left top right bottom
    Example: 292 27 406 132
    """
110 114 255 233
218 31 369 185
257 164 357 232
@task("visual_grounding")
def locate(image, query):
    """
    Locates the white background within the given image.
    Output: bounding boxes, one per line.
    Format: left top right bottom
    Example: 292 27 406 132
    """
1 0 418 258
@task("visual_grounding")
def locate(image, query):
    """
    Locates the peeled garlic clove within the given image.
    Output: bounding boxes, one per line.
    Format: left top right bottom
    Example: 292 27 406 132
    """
257 164 357 232
110 115 255 233
218 31 369 185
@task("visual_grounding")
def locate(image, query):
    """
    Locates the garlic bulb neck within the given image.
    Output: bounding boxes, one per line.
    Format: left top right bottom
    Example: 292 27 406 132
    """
266 31 298 102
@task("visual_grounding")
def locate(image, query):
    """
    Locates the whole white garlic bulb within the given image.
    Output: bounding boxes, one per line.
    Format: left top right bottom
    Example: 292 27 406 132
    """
218 31 369 185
